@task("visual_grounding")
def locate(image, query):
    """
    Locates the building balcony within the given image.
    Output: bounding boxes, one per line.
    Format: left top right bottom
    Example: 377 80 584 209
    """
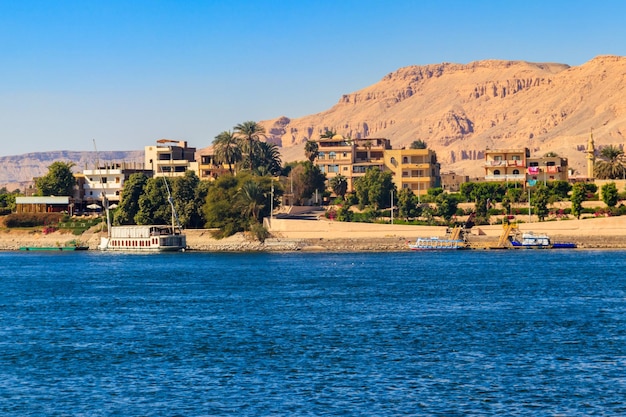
484 174 526 181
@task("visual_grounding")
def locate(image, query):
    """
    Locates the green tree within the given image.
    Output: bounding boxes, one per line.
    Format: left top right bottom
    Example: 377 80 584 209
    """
304 140 319 162
330 174 348 200
594 145 625 179
397 187 419 220
234 121 266 171
601 182 619 208
36 161 76 196
531 184 550 221
172 170 207 228
437 192 458 222
353 167 395 210
236 180 265 222
570 183 586 219
203 174 245 237
213 130 242 175
409 139 428 149
113 173 148 225
135 177 170 225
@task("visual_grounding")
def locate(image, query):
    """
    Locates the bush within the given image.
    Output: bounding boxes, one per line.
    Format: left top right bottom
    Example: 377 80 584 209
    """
248 223 270 242
4 213 64 228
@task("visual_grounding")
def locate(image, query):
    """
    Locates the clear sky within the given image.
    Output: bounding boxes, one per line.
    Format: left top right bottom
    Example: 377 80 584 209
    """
1 0 625 156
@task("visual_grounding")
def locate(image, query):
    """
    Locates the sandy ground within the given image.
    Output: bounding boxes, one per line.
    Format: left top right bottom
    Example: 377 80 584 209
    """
2 215 626 251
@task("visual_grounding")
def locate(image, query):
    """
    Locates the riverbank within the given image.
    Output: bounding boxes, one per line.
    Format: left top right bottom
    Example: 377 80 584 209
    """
2 215 626 251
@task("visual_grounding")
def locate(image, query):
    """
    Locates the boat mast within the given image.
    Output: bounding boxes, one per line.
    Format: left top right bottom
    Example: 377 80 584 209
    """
161 175 182 232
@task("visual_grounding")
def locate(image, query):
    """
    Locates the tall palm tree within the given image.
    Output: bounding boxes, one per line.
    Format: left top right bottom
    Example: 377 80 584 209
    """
213 130 242 175
234 121 266 171
595 145 625 179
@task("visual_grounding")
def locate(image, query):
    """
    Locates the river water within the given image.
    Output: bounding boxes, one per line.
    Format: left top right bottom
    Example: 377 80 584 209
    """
1 250 625 416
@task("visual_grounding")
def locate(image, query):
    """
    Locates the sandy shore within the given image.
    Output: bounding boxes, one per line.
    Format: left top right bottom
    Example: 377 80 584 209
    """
1 215 626 251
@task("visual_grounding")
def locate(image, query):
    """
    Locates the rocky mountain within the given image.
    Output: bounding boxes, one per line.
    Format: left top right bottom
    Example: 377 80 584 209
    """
261 55 626 177
0 150 143 191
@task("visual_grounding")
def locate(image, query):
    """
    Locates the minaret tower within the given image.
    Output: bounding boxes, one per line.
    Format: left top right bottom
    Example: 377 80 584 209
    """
586 128 596 179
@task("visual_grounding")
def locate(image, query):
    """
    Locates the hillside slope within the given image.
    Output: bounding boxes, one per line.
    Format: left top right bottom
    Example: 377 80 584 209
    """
261 55 626 176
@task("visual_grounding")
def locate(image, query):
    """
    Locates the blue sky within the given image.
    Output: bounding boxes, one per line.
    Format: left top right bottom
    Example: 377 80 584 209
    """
1 0 625 156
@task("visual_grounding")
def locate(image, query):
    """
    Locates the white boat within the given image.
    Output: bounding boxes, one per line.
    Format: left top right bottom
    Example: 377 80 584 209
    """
509 231 576 249
98 224 186 252
408 236 466 250
98 177 186 252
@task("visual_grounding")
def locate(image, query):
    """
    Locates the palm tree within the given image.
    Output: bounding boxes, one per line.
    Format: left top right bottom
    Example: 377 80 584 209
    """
304 140 319 162
320 130 336 139
410 139 428 149
236 180 265 221
256 142 282 175
330 174 348 200
234 121 266 171
595 145 625 179
213 131 242 175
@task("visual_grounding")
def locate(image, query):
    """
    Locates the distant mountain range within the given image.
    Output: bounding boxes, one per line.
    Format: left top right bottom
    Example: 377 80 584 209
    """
0 150 143 191
3 55 625 191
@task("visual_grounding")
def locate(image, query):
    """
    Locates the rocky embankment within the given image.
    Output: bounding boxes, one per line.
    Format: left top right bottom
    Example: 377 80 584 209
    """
3 215 626 251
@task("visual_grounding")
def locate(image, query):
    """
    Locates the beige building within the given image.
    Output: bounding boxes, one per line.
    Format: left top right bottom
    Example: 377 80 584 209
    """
145 139 197 177
440 171 469 192
484 148 569 185
484 148 529 182
313 135 440 197
526 155 569 184
196 147 230 181
315 136 391 192
384 148 440 198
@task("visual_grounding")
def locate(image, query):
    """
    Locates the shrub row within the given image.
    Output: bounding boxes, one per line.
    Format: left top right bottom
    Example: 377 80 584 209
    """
3 213 64 228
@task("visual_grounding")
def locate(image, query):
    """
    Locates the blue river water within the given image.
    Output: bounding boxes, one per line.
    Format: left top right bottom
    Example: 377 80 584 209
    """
0 250 625 416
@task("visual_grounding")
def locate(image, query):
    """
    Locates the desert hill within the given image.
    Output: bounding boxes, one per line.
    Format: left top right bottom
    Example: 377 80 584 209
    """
0 150 143 191
260 55 626 177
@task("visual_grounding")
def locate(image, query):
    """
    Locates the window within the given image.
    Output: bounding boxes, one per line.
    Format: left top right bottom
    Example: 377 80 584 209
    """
343 152 348 158
494 155 503 161
329 165 339 173
403 157 408 164
343 166 348 171
101 177 107 184
529 162 539 167
513 169 520 175
318 152 325 160
494 170 501 175
512 155 521 161
547 161 556 166
329 152 336 160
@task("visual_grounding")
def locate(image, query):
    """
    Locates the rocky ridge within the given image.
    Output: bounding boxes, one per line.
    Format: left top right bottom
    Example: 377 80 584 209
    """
261 55 626 177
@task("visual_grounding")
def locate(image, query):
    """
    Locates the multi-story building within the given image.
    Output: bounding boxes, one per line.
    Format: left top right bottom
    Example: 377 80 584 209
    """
484 148 569 185
526 155 569 184
313 136 441 197
315 136 392 191
82 162 152 204
145 139 197 177
484 148 529 183
196 148 230 181
384 148 440 198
